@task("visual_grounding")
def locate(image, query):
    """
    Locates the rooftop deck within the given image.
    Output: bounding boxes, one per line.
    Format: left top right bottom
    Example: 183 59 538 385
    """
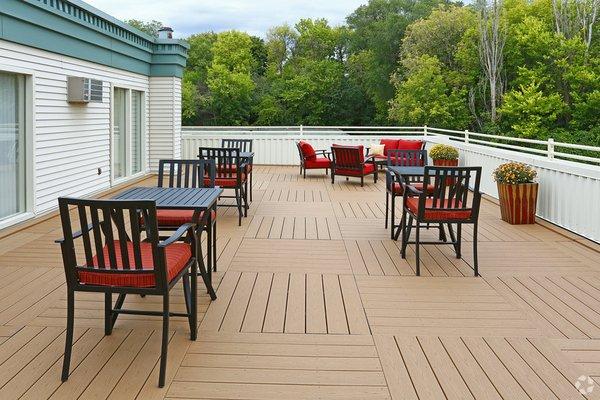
0 166 600 399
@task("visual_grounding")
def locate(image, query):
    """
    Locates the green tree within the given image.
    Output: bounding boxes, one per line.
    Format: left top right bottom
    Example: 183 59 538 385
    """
346 0 445 120
499 80 565 138
207 31 256 125
124 19 164 37
389 55 470 128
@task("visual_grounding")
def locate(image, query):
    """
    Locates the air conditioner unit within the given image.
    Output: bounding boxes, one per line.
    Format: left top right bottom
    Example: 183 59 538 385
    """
67 76 103 103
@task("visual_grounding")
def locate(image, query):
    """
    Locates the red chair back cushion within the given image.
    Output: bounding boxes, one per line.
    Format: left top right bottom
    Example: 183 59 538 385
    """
397 139 424 150
298 141 317 160
332 144 364 167
379 139 399 156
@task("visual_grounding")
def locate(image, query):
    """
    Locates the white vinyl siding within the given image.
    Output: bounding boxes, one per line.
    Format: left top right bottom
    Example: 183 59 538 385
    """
149 77 182 171
0 39 151 214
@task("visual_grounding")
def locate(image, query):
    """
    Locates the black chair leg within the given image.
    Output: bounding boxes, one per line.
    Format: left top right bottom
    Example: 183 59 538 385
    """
104 292 112 335
158 294 169 388
447 223 458 255
390 194 395 239
191 263 198 340
182 273 191 322
110 293 126 331
385 192 389 229
361 177 364 187
456 223 462 259
61 289 75 382
331 173 335 184
212 221 217 272
206 224 212 272
235 188 242 226
473 222 479 277
415 222 421 276
250 170 253 202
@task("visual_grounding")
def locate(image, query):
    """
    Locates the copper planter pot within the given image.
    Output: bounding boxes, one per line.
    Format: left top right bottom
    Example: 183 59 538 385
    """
497 182 539 225
432 159 459 167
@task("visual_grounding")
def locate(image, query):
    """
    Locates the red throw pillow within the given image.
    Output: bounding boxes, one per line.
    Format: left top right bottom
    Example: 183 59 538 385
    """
379 139 400 156
397 139 423 150
299 141 317 160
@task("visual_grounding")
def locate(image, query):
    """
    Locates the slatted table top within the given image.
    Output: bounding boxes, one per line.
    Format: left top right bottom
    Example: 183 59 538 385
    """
112 186 223 210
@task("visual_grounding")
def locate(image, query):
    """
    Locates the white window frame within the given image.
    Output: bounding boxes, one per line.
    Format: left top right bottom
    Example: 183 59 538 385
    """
0 65 35 230
110 85 146 185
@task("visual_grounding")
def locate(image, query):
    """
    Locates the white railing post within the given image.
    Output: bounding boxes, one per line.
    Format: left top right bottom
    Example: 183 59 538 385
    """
548 138 555 159
423 125 428 137
464 130 470 144
300 124 304 137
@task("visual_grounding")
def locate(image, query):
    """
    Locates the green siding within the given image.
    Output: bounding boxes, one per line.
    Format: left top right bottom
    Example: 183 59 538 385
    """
0 0 188 78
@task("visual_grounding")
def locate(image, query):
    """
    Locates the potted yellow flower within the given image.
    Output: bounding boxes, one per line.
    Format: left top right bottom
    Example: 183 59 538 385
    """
493 162 538 224
429 144 459 167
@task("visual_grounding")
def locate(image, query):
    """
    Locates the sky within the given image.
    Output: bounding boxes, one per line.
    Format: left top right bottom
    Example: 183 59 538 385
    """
85 0 368 38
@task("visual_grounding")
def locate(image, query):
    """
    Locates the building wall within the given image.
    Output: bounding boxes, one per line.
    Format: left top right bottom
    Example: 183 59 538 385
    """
149 77 182 170
0 39 156 217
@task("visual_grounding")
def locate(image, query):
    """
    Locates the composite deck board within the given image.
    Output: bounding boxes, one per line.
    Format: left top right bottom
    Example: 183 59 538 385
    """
0 166 597 399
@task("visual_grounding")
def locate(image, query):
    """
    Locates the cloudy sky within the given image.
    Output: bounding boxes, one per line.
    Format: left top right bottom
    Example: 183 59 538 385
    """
86 0 368 38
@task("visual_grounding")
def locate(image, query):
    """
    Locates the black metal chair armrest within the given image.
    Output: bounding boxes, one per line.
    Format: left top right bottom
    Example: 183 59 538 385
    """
158 223 196 248
55 223 95 244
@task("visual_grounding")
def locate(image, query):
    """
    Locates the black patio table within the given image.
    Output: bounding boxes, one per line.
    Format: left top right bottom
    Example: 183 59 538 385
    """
113 186 223 300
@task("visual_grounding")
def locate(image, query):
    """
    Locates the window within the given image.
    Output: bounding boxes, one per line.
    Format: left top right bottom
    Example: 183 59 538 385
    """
131 90 143 174
0 72 26 221
112 88 145 180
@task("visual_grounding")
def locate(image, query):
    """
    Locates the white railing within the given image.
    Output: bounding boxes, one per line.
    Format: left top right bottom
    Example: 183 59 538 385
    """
182 126 600 242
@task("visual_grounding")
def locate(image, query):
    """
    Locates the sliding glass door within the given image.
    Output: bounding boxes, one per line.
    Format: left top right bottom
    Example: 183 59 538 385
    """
113 87 127 179
0 72 26 220
131 90 143 174
112 88 144 180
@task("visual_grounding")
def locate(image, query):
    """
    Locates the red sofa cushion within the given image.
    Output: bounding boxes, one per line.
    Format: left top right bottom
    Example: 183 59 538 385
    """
298 141 317 160
397 139 424 150
336 163 376 177
379 139 399 156
156 209 217 227
392 182 434 195
305 157 331 169
406 198 472 220
80 242 191 288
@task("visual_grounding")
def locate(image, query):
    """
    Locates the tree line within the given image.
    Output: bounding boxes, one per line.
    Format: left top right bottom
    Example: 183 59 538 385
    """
126 0 600 146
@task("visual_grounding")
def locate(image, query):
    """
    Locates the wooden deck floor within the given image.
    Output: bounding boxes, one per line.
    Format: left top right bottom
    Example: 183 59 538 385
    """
1 166 600 399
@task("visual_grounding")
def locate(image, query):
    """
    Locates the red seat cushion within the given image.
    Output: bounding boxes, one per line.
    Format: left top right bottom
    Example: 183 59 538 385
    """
392 182 434 195
305 157 331 169
380 139 400 156
406 198 472 220
206 173 246 187
80 242 191 288
298 141 317 161
156 209 217 227
217 164 252 173
335 163 376 177
397 139 424 150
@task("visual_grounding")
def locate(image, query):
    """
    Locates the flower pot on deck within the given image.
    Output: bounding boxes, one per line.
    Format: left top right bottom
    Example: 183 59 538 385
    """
432 159 459 185
432 159 459 167
497 182 538 225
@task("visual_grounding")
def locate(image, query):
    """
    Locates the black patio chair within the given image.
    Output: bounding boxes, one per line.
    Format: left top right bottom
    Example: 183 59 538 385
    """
400 166 482 276
157 159 218 272
385 149 431 239
199 147 248 226
222 138 254 202
56 198 201 387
